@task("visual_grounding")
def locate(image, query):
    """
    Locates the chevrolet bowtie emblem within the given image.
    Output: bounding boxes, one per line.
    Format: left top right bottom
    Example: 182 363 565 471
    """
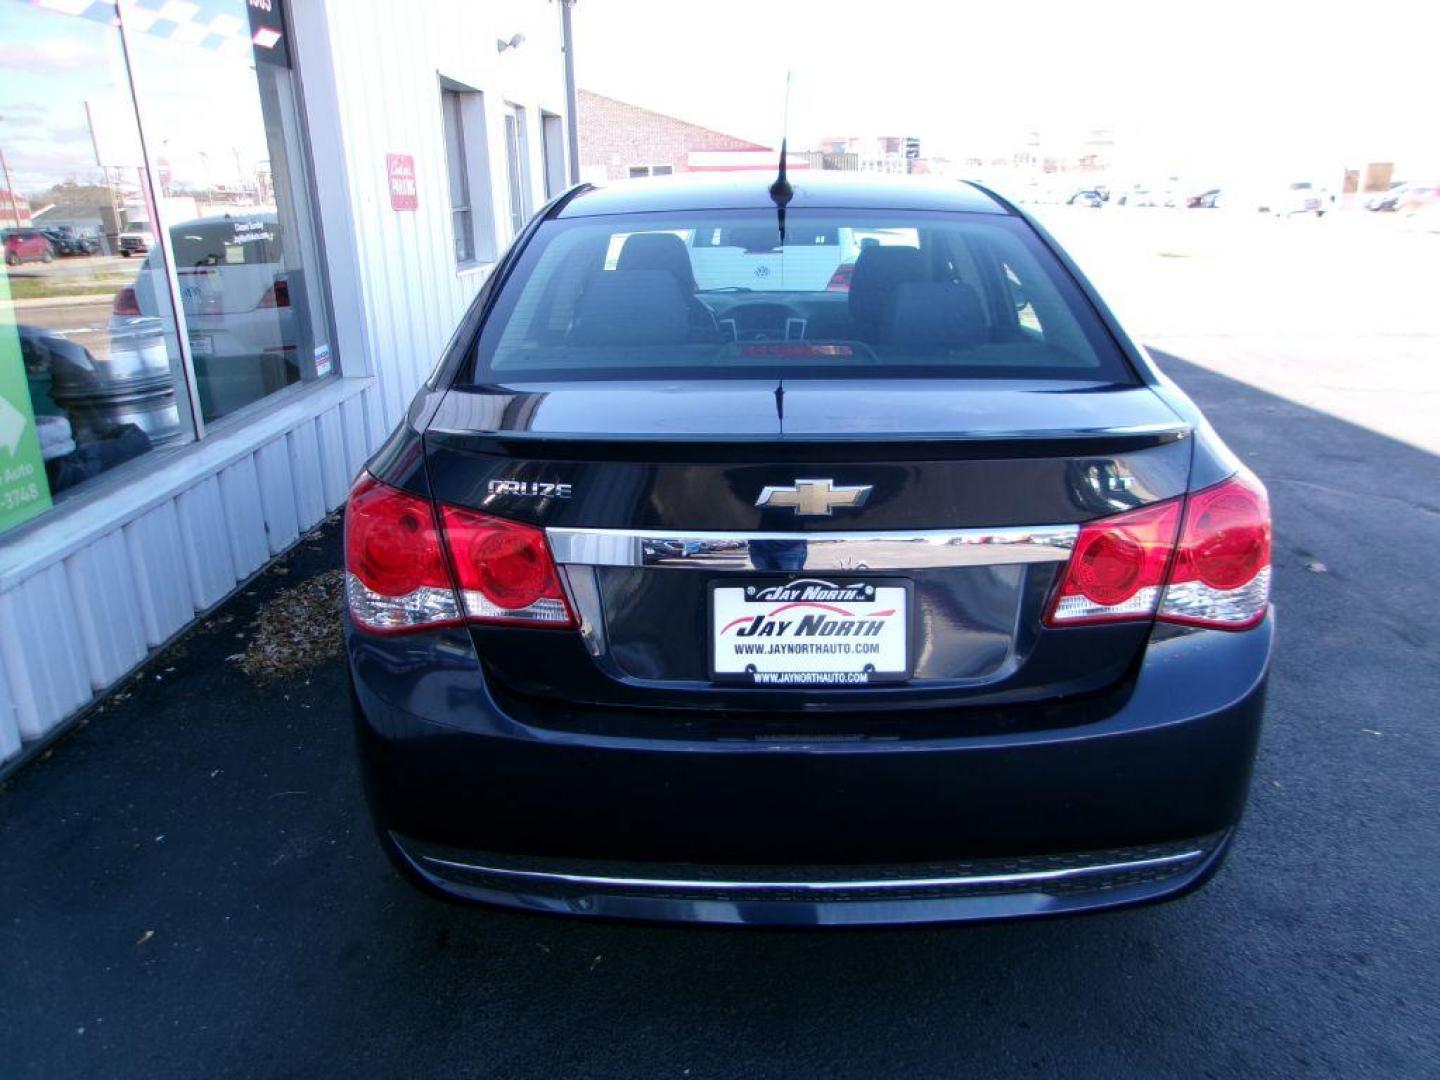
755 479 873 516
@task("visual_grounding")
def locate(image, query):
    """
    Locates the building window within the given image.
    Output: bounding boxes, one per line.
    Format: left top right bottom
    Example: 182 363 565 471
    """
439 80 495 266
121 0 335 426
540 112 566 198
441 89 474 264
626 165 675 179
0 0 335 540
503 105 531 237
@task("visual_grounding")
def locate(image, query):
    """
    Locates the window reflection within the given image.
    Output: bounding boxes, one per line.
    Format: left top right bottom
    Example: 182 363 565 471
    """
0 0 193 528
121 0 334 423
0 0 333 538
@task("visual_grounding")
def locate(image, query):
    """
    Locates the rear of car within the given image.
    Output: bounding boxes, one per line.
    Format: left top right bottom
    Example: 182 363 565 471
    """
4 228 54 265
344 177 1272 926
109 214 299 419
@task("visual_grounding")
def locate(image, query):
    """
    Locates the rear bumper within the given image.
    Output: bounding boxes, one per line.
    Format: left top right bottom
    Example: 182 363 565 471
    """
383 829 1234 926
349 614 1272 925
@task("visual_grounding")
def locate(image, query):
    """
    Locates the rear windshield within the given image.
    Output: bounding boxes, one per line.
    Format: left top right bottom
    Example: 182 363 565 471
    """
169 217 282 269
460 209 1133 384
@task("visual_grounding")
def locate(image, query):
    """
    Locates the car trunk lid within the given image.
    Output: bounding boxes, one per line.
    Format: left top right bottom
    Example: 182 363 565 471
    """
424 379 1191 715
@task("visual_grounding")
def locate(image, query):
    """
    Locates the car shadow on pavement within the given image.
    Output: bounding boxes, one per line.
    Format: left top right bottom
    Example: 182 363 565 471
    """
1 351 1436 1079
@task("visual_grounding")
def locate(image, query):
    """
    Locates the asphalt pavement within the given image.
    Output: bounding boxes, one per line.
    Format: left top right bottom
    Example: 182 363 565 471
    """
2 343 1437 1079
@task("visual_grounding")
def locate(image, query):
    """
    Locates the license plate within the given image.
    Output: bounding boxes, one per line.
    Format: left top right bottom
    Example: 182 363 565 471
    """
709 577 912 686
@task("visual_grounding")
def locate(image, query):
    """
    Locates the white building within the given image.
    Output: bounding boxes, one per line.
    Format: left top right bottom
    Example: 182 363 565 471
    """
0 0 578 769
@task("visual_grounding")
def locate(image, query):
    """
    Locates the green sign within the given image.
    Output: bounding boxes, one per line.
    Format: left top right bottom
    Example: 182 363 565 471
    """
0 270 53 534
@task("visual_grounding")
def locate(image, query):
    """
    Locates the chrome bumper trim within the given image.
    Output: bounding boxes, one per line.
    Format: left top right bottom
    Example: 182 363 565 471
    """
419 848 1204 894
546 524 1078 570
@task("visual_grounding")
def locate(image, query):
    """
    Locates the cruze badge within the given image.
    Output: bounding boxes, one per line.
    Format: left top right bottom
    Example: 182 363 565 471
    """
487 479 573 499
755 479 872 516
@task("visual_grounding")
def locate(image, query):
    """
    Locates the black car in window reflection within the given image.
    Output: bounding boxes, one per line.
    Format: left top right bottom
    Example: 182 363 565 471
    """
18 324 173 494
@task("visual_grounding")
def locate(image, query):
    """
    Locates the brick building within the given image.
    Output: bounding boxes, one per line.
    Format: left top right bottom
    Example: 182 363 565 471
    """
577 89 770 181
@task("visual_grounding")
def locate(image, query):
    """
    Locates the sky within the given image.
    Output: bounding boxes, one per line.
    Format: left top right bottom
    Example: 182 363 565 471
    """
573 0 1440 181
0 1 274 198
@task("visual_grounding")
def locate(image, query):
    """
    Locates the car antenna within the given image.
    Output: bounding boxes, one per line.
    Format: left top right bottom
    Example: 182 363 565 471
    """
768 71 794 244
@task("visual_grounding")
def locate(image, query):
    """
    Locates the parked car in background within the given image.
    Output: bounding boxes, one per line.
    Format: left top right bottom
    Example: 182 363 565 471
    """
118 222 153 257
1115 184 1177 207
41 226 100 256
688 223 860 292
1395 184 1440 214
109 213 301 421
3 227 55 265
1364 181 1408 211
1187 188 1222 208
1066 189 1105 208
1257 181 1331 217
344 174 1274 927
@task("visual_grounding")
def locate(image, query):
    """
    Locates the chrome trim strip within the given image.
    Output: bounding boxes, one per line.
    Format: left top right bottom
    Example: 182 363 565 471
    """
420 849 1205 894
546 525 1078 570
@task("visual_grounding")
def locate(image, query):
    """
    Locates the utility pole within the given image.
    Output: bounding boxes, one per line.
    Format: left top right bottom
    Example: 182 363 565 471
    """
0 116 23 229
561 0 580 184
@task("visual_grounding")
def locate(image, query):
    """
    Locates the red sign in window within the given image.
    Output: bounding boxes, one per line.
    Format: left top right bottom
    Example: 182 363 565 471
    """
387 153 418 211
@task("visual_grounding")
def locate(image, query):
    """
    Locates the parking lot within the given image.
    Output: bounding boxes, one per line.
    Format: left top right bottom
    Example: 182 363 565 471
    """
3 253 136 362
2 209 1437 1078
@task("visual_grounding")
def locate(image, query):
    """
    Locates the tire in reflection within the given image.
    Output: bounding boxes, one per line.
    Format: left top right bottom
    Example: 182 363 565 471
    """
19 323 179 494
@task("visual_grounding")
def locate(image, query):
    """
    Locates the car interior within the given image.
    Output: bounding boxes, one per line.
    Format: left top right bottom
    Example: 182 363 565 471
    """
475 214 1118 379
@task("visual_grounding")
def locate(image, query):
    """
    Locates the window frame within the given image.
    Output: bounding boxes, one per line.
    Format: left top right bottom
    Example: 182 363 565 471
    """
503 103 532 238
441 87 475 265
439 78 497 267
540 111 566 198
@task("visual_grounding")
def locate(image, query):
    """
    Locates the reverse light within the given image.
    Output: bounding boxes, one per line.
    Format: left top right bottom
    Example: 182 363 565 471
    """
344 473 574 633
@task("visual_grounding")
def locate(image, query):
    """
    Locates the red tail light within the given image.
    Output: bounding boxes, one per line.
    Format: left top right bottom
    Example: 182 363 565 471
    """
1046 499 1182 625
112 286 141 317
1158 471 1271 629
1045 470 1271 631
826 263 855 292
258 278 290 308
439 506 575 626
344 474 461 633
344 473 573 633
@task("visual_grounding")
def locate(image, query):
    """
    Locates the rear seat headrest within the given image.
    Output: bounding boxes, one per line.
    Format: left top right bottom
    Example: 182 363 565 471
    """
886 282 986 350
848 246 928 330
569 270 689 346
616 232 698 293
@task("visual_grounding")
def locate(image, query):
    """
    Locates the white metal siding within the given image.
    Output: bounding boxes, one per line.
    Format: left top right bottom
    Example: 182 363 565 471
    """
177 477 239 611
313 0 566 432
315 408 351 511
219 458 271 580
254 437 301 556
0 387 378 764
287 420 328 531
124 501 196 649
339 394 371 482
65 530 148 691
0 565 93 742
